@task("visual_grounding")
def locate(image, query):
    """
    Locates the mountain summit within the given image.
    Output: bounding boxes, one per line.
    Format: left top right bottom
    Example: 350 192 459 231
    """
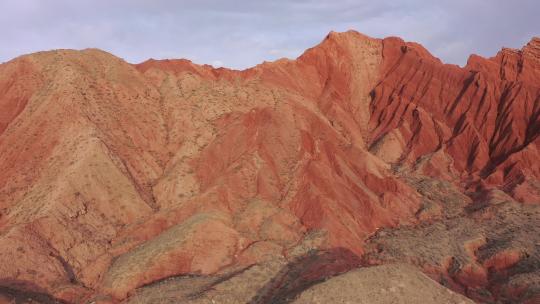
0 31 539 304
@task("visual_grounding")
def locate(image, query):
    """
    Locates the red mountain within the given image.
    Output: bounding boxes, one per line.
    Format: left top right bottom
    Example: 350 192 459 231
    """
0 31 538 303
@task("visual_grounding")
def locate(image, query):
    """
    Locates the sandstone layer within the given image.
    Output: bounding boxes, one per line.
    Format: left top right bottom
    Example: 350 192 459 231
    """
0 31 539 303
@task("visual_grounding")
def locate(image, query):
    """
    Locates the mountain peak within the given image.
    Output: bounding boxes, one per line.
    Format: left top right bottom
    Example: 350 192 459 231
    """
528 36 540 45
523 36 540 57
0 31 539 304
324 29 370 40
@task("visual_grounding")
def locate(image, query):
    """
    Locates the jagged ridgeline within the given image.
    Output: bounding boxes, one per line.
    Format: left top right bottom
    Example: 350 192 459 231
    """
0 31 539 303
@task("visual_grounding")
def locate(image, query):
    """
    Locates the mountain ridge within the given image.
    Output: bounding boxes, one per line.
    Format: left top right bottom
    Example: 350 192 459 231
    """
0 30 539 303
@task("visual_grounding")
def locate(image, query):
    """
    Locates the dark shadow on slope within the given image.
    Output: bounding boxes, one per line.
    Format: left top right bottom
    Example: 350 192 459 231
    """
0 280 66 304
248 247 362 304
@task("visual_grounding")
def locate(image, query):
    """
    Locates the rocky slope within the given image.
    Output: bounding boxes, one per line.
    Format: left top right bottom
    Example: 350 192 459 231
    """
0 31 538 303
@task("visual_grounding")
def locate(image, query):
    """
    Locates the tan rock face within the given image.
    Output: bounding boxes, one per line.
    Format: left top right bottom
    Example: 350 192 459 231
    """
102 212 243 300
0 31 539 303
291 264 475 304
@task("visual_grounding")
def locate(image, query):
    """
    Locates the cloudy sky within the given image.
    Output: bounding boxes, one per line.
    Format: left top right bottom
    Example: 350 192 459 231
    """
1 0 539 69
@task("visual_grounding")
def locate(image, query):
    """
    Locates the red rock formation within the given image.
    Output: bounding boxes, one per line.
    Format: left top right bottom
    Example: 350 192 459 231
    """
370 36 540 202
0 31 538 303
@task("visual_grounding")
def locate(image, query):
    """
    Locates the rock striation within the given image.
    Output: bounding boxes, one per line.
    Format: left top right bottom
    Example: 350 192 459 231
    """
0 31 539 303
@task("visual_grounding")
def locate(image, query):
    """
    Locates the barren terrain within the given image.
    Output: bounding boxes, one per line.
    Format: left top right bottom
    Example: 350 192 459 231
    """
0 31 539 303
